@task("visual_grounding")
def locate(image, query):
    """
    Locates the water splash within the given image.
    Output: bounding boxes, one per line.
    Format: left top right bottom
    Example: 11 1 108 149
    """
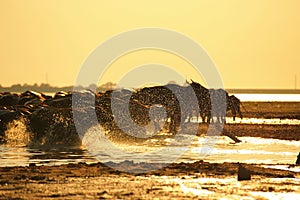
4 117 31 147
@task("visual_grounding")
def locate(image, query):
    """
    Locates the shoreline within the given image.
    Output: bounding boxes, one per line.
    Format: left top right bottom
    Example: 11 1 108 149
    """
1 100 300 198
223 124 300 141
1 161 299 199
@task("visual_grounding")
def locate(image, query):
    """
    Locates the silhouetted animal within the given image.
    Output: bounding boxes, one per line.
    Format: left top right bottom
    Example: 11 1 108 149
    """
227 95 243 120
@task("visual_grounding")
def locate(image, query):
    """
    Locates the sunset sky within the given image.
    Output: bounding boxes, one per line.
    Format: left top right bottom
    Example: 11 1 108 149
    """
0 0 299 89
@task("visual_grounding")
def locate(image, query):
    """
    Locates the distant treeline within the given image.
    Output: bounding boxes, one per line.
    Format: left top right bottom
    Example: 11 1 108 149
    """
0 82 117 93
227 89 300 94
0 83 299 94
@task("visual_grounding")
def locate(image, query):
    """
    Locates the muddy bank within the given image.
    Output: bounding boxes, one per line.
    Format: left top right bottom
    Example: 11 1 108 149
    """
0 161 299 199
185 123 300 141
194 101 300 141
239 101 300 119
223 124 300 141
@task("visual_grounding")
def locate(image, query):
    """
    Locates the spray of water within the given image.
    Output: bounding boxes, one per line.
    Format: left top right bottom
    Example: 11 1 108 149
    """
4 117 31 147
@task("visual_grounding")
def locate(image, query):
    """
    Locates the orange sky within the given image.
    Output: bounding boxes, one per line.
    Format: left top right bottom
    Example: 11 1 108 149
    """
0 0 299 89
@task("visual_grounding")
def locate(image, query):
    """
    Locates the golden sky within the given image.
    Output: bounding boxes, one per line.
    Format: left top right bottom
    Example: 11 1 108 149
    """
0 0 299 89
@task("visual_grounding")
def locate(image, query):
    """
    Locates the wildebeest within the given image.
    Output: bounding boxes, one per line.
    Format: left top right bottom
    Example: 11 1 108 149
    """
188 80 212 123
0 80 243 145
187 80 242 124
227 95 243 120
129 83 199 134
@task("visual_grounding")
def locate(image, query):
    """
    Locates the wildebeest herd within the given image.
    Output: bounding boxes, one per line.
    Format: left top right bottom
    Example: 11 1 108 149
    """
0 80 242 145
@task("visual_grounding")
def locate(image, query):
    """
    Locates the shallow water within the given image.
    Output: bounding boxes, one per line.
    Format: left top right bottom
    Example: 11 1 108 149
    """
0 146 96 167
191 116 300 125
86 134 300 166
1 134 299 170
1 120 300 198
1 94 298 199
1 110 300 169
233 93 300 102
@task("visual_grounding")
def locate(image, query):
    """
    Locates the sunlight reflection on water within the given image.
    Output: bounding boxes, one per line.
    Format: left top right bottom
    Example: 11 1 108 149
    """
227 117 300 125
0 135 299 167
157 175 300 199
233 93 300 102
187 117 300 125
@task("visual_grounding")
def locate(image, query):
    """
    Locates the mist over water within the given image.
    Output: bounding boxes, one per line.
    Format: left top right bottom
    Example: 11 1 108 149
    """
4 118 31 147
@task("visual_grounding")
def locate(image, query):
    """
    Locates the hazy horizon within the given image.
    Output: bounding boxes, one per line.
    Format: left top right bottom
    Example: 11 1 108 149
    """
1 82 300 91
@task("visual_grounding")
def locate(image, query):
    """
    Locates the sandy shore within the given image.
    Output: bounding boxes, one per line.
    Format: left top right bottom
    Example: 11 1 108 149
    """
0 161 299 199
238 101 300 119
200 101 300 141
1 101 300 199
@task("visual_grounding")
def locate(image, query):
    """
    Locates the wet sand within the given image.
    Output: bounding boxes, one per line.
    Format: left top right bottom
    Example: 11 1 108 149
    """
0 161 299 199
225 102 300 141
224 124 300 141
207 101 300 141
238 101 300 119
1 101 300 199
